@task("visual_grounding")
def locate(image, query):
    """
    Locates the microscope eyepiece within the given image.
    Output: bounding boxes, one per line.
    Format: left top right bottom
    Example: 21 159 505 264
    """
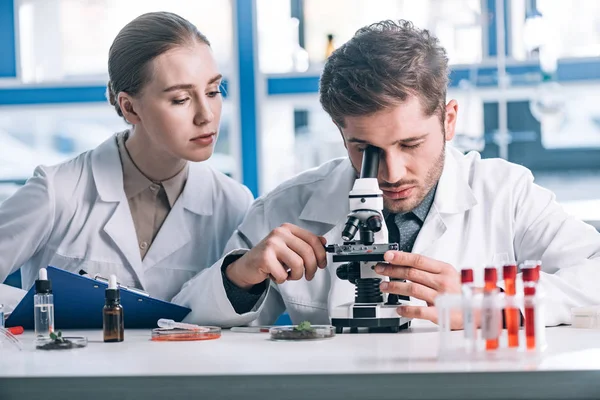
359 146 380 179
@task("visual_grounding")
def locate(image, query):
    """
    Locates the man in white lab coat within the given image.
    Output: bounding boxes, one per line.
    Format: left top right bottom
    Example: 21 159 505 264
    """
174 20 600 328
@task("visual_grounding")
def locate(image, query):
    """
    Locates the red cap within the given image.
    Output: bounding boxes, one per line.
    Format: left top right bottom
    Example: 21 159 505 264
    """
503 264 517 280
484 267 497 283
522 266 540 282
461 268 474 284
7 326 24 335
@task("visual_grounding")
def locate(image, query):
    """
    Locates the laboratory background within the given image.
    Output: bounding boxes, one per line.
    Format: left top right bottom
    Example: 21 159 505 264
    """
1 0 600 289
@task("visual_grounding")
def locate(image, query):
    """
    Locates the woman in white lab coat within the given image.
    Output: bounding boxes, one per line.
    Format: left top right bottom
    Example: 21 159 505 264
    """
0 12 253 306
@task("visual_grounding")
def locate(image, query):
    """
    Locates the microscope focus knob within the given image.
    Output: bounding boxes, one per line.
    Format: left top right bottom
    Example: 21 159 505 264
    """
336 265 349 280
336 262 360 284
366 215 383 232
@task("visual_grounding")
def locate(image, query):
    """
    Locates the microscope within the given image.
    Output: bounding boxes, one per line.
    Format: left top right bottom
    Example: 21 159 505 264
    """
325 146 411 333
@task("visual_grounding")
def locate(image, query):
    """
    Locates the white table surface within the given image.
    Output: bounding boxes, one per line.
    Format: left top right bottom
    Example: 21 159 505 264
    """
2 325 600 400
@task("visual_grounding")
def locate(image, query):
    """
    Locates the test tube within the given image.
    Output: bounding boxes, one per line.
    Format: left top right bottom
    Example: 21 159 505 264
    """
503 264 519 348
434 293 456 358
461 268 476 351
482 267 501 351
522 260 543 351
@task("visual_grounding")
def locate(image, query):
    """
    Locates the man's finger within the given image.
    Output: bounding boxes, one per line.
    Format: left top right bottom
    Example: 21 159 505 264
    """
380 280 437 305
396 305 438 324
284 224 328 268
266 253 290 284
383 251 443 273
283 232 318 280
375 264 440 290
274 247 305 281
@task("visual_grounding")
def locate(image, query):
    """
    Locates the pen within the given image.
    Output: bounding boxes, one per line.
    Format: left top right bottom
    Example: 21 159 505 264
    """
79 269 150 297
230 326 271 333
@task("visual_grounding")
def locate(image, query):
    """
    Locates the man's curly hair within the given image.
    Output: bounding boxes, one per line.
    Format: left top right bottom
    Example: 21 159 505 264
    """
319 20 449 128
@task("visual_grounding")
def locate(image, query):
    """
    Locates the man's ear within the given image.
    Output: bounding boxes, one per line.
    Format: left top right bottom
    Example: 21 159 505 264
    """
444 99 459 141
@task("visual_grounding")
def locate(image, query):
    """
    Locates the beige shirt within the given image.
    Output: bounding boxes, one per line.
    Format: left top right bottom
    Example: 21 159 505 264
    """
116 131 188 259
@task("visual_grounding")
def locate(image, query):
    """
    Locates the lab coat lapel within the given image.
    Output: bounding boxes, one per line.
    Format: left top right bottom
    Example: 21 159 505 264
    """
298 158 356 227
103 202 144 279
412 207 447 255
142 163 214 269
412 145 478 255
91 136 145 286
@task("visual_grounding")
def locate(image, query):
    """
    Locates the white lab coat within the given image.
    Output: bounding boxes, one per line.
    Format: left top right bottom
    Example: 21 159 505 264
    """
179 144 600 327
0 135 253 311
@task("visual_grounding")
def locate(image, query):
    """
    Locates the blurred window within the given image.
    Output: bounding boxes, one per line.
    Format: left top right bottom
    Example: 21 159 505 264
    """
303 0 482 66
512 0 600 60
17 0 233 82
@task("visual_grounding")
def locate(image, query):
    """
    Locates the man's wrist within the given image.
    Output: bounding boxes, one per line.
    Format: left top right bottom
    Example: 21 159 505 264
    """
224 257 255 290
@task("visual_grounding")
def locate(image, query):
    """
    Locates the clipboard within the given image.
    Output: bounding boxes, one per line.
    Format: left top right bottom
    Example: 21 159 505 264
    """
6 266 191 329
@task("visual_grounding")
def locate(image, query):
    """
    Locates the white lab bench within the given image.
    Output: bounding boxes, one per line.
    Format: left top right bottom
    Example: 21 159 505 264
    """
1 325 600 400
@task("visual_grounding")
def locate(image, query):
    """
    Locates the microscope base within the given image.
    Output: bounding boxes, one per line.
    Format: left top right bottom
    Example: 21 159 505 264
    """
331 318 410 333
331 303 411 334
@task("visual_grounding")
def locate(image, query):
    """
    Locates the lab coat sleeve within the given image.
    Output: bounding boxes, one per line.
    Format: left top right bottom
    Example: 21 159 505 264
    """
0 166 55 284
171 197 286 327
513 170 600 326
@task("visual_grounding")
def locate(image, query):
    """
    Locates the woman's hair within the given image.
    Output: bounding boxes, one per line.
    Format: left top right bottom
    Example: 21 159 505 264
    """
106 12 210 120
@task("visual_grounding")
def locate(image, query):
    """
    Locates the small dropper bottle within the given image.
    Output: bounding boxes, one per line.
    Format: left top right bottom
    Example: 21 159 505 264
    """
103 275 124 342
34 268 54 339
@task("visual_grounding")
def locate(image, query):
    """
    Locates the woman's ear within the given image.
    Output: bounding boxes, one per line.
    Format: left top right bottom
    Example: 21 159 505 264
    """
118 93 141 125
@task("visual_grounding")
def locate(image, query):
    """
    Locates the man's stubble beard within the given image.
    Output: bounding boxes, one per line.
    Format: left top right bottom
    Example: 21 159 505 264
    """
382 142 445 214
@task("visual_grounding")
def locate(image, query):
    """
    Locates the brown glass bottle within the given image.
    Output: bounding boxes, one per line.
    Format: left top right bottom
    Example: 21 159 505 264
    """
103 281 124 342
325 34 335 59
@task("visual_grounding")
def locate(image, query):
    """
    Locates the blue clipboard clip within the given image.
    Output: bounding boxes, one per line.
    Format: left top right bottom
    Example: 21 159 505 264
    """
78 269 150 297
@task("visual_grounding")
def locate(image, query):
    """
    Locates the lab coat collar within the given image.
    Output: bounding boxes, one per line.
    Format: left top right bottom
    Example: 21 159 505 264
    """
411 145 478 255
91 135 125 203
298 158 356 226
433 145 478 215
180 163 214 216
90 135 214 216
91 136 145 286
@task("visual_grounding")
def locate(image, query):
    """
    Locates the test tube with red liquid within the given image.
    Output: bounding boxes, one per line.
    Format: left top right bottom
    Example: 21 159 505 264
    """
522 260 542 350
482 267 501 350
503 264 519 348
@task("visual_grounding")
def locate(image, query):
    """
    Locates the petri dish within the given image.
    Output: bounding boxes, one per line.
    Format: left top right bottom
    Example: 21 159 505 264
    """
269 325 335 341
36 336 88 350
572 306 600 329
151 327 221 341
